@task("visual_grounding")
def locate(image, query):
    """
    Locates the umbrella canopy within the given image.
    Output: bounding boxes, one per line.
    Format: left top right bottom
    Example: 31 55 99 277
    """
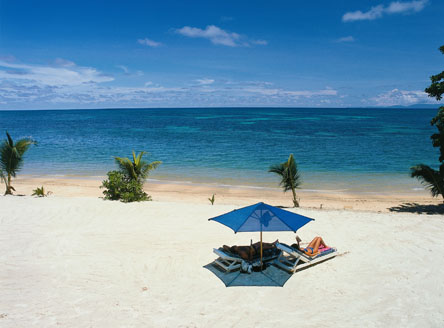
209 202 314 272
209 202 314 233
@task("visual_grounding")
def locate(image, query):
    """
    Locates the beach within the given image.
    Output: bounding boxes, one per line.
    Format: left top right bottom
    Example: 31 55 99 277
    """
1 180 444 327
2 0 444 326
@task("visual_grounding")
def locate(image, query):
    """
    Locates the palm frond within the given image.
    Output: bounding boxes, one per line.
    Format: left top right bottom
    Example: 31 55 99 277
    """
411 164 444 198
268 163 285 175
134 151 146 166
115 156 137 179
15 138 36 156
6 132 13 147
115 151 161 181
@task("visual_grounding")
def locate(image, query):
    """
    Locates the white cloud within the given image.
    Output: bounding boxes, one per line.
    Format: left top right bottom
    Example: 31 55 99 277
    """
343 5 384 22
386 0 428 13
336 36 355 43
175 25 267 47
0 60 113 86
371 88 436 106
196 78 215 85
137 38 162 47
176 25 240 47
343 0 428 22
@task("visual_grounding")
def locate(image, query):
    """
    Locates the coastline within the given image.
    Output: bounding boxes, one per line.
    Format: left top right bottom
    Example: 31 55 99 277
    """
11 175 442 213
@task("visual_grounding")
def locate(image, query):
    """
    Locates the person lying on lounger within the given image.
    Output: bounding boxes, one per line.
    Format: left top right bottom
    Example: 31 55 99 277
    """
292 236 329 256
222 240 278 261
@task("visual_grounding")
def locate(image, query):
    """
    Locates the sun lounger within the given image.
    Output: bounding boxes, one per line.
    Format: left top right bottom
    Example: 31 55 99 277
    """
274 242 337 273
213 246 282 272
212 248 245 272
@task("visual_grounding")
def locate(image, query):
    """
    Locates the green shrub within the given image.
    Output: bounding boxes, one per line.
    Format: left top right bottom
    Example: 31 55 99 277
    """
101 170 151 203
32 186 51 197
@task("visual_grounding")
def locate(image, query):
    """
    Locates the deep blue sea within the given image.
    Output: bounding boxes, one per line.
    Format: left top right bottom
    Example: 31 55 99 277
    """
0 107 439 193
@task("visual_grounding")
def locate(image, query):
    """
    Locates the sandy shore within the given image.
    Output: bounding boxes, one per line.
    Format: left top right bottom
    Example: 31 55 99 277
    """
1 194 444 327
11 176 444 213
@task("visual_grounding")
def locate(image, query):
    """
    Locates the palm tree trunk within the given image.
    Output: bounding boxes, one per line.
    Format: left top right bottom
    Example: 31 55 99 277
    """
5 173 12 195
291 187 299 207
290 179 299 207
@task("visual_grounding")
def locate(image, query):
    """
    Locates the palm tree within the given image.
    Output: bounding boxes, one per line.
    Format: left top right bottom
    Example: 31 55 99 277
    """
114 151 161 182
269 154 301 207
0 131 36 195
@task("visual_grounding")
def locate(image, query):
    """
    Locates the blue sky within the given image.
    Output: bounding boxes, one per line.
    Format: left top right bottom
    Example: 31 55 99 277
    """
0 0 443 109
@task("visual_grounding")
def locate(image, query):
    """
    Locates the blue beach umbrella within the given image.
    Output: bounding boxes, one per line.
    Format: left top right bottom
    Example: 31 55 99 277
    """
209 202 314 268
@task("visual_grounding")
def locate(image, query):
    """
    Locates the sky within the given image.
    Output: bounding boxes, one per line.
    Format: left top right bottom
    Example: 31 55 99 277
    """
0 0 443 109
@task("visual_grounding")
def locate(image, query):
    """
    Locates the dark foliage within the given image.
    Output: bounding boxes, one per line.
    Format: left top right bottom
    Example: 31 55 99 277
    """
411 45 444 201
101 170 150 203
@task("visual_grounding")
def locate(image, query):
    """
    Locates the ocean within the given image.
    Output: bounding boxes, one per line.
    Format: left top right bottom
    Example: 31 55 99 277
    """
0 107 439 193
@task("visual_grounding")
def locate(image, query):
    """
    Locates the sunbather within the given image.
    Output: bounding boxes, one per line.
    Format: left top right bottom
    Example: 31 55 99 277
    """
292 236 328 256
222 240 278 261
252 240 278 252
222 245 254 261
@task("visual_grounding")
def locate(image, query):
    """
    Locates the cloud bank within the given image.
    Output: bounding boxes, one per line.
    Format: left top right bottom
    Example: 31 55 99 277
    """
371 88 436 106
0 59 338 108
6 58 439 109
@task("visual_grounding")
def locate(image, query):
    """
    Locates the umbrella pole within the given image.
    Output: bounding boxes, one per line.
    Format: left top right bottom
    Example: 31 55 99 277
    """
260 230 263 271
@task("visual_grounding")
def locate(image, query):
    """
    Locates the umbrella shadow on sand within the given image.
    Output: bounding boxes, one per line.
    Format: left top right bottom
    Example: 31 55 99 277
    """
204 262 292 287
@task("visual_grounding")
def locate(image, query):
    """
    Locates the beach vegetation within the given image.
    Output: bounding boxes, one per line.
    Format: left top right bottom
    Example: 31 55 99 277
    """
269 154 301 207
411 45 444 201
101 170 151 202
101 151 161 202
0 131 36 195
114 151 162 183
209 194 215 205
32 186 52 197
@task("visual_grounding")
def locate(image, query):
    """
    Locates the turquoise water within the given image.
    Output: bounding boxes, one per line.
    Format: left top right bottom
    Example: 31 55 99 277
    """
0 107 439 193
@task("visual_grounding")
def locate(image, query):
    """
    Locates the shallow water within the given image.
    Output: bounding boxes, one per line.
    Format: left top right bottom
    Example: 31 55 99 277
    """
0 107 439 192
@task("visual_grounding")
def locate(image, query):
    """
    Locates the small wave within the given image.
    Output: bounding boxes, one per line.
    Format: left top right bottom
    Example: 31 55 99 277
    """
302 188 349 193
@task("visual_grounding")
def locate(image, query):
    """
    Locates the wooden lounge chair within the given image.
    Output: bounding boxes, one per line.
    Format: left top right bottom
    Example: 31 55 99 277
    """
212 246 282 272
274 242 337 273
212 248 245 272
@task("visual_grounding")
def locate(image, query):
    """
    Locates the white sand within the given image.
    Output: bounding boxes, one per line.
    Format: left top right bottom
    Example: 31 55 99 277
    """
1 195 444 327
13 176 444 212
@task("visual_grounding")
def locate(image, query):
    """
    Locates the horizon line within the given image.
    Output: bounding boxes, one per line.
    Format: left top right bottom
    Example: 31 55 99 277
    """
0 104 442 111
